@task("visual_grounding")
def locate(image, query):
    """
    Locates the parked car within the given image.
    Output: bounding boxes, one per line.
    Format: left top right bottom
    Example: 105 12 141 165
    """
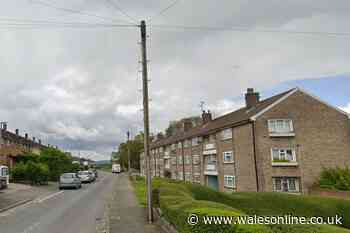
77 171 94 183
59 173 81 190
0 165 9 190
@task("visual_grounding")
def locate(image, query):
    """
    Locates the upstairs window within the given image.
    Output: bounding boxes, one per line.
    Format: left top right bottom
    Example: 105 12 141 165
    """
192 137 199 146
271 148 296 163
223 151 234 163
184 156 191 165
184 140 191 148
221 128 233 140
268 119 294 135
193 155 200 165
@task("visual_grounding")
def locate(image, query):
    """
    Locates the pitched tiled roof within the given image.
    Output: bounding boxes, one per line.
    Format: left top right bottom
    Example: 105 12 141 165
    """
1 130 47 150
151 88 297 148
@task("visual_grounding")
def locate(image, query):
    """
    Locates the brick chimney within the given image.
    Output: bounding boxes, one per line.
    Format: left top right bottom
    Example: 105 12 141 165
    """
25 133 28 139
202 110 212 124
0 122 7 131
15 129 19 135
245 88 260 108
183 119 193 132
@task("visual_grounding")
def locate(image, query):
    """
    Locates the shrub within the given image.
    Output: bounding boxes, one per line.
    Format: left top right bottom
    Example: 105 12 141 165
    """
188 184 350 229
319 167 350 191
11 162 27 181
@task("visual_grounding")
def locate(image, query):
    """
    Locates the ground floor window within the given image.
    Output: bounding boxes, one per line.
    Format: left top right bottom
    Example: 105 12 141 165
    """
273 177 300 193
224 175 235 188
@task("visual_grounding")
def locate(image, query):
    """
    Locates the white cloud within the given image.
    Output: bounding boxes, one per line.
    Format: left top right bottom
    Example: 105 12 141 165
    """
1 0 350 160
340 103 350 114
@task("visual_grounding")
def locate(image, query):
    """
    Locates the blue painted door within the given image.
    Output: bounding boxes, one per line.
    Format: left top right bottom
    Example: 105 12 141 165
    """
207 175 219 190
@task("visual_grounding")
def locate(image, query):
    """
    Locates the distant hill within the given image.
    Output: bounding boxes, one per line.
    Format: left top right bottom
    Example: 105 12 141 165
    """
95 160 111 165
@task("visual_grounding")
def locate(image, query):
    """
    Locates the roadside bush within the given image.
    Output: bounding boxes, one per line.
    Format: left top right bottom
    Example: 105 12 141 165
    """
11 161 49 185
319 167 350 191
11 162 27 181
188 183 350 229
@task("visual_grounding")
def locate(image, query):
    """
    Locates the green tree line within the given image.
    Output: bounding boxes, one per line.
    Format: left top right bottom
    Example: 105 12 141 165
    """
12 148 80 185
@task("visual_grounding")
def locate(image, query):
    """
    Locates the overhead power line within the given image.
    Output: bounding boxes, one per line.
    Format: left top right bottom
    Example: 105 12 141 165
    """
29 0 131 24
104 0 138 24
150 24 350 37
148 0 181 21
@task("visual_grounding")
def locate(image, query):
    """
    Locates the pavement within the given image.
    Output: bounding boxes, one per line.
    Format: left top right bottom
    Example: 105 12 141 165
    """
0 172 114 233
109 173 164 233
0 182 58 212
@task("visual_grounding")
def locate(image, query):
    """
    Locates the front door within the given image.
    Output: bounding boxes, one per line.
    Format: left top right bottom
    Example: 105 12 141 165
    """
207 175 219 190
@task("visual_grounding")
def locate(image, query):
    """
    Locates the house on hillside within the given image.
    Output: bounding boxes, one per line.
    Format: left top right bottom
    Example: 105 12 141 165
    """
0 123 48 169
140 87 350 194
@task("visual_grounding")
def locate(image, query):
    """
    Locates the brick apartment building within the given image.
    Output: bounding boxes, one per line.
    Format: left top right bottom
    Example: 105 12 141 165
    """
140 88 350 194
0 122 47 169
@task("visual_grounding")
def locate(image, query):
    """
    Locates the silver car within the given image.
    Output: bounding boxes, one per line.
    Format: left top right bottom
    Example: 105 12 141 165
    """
77 171 94 183
59 173 82 190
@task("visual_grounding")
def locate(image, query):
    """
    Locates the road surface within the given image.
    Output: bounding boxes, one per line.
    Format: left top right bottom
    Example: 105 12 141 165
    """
0 172 113 233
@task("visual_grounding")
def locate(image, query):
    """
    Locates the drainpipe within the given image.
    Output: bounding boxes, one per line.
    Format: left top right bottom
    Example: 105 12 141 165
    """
251 121 260 192
182 142 185 181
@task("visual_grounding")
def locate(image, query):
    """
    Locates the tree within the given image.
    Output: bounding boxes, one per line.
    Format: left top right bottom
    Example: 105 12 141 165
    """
117 132 144 170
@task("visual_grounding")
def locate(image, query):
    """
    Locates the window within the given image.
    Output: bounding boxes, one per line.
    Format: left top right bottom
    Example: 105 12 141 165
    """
271 148 296 163
223 151 234 163
171 144 176 150
185 172 192 181
273 177 300 192
268 119 294 135
165 159 170 169
171 157 177 165
221 128 233 140
193 155 200 165
191 137 199 146
184 156 191 165
184 140 191 148
159 147 164 153
224 175 235 188
178 156 183 164
178 142 182 148
178 172 183 180
207 155 217 164
193 174 201 183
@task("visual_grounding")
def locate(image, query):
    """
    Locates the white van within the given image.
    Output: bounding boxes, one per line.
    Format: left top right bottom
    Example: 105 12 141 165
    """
0 165 9 189
112 164 121 173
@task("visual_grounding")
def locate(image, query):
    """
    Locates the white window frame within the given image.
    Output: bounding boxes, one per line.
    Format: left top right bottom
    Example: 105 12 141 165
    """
164 159 170 169
184 156 191 165
224 175 236 188
273 177 300 193
191 137 199 146
268 119 294 136
193 155 200 165
178 156 183 164
271 148 297 164
221 128 233 140
223 151 234 163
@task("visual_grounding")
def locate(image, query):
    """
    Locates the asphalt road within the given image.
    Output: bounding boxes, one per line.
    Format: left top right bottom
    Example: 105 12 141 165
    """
0 171 114 233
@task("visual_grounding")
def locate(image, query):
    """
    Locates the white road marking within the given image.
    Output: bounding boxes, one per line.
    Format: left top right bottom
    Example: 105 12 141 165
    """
34 191 64 203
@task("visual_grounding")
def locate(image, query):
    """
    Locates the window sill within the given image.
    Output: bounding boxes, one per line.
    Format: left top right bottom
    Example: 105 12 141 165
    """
221 138 232 141
269 132 295 137
272 162 298 167
224 185 235 189
223 161 234 164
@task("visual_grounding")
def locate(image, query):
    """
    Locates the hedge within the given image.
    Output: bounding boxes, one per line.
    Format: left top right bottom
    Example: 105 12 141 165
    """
188 183 350 230
131 177 350 233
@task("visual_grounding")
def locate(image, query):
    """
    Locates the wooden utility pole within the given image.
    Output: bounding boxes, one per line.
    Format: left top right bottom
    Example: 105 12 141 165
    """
127 131 131 172
140 20 152 223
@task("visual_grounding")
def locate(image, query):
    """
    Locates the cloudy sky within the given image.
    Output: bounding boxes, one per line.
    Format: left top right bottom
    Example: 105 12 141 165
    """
0 0 349 160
